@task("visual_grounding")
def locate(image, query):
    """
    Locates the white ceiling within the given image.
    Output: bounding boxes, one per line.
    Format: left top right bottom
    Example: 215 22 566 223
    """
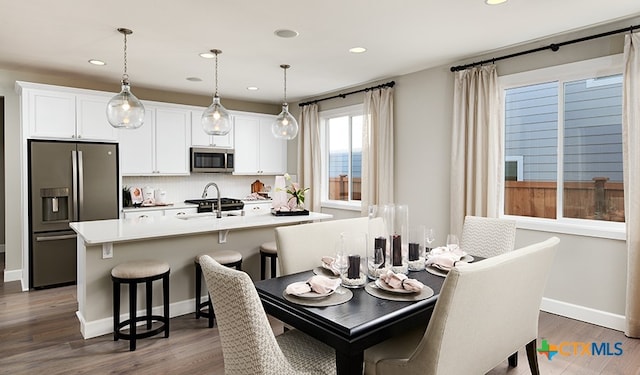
1 0 639 104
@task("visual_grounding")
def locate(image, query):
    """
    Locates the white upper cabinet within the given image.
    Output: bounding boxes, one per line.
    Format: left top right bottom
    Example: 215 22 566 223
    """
233 112 287 175
18 82 118 141
119 103 191 176
119 109 155 175
190 108 234 148
76 94 119 141
155 106 191 174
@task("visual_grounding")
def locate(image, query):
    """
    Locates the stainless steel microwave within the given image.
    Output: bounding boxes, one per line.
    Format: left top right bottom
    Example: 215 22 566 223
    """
190 147 234 173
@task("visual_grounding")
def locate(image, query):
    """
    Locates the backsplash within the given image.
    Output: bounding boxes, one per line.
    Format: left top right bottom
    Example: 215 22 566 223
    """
123 174 280 203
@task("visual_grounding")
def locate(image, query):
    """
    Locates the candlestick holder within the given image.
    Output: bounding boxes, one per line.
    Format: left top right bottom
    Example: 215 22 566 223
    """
367 205 390 280
382 204 409 274
338 231 367 288
408 224 426 271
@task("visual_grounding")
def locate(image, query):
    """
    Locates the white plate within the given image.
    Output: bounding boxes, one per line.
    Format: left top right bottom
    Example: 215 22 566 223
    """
375 279 417 294
426 265 448 277
286 281 336 299
461 254 474 262
432 263 451 271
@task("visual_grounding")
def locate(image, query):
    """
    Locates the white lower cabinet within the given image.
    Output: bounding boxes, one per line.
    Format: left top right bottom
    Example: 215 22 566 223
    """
164 207 198 217
123 206 197 219
122 209 164 220
233 112 287 175
243 201 273 216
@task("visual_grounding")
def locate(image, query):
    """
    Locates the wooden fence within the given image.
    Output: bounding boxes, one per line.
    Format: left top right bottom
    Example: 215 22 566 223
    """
504 178 624 222
329 175 361 201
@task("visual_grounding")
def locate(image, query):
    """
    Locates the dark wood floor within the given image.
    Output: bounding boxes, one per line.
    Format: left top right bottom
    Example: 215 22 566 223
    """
1 253 639 374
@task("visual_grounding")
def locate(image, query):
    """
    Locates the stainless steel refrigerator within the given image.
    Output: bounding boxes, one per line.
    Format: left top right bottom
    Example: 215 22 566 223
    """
28 140 119 288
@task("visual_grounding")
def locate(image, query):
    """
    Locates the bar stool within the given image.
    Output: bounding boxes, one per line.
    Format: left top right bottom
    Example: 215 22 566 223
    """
259 241 278 280
111 260 170 351
194 250 242 328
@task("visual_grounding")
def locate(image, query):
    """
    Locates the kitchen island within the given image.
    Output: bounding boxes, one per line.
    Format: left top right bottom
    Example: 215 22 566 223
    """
70 211 332 339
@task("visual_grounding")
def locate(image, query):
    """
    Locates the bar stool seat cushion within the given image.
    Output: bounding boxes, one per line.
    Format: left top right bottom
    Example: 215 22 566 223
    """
260 241 278 255
195 250 242 265
111 260 170 279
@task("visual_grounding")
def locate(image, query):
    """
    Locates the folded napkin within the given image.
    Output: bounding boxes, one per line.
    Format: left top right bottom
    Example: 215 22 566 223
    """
285 275 342 295
379 270 424 292
321 256 341 276
426 247 468 270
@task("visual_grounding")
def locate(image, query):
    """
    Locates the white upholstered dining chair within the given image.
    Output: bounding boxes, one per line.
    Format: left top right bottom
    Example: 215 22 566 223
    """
459 215 517 258
275 217 376 275
199 255 336 375
364 236 560 375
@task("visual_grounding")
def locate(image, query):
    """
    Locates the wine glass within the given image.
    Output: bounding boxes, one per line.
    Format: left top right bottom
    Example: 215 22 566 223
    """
369 247 384 279
334 244 349 293
425 228 435 253
446 234 459 252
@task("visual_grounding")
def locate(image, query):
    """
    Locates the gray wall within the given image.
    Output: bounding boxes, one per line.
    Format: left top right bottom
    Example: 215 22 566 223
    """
292 16 639 323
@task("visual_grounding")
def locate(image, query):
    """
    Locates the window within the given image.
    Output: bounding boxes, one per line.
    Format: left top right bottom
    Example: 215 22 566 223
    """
500 55 625 236
320 105 363 209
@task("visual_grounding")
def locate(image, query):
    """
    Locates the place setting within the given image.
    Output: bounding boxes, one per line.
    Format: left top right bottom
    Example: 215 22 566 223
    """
425 234 474 277
365 270 434 301
283 274 353 307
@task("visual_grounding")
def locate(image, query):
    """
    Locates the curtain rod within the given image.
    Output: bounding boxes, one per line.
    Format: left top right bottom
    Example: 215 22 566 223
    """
298 81 395 107
450 24 640 72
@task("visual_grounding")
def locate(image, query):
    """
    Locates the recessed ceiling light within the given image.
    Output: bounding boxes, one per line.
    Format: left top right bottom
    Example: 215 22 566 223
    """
199 52 216 59
186 77 203 82
274 29 299 38
485 0 508 4
349 47 367 54
247 86 259 91
88 59 106 66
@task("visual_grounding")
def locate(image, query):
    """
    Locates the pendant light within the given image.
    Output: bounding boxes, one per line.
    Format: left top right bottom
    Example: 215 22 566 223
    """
106 28 145 129
272 64 299 140
202 49 232 135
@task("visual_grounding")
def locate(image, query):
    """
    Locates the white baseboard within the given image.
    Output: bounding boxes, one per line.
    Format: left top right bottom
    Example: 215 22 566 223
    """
541 297 626 332
78 298 197 339
3 269 28 291
4 268 22 282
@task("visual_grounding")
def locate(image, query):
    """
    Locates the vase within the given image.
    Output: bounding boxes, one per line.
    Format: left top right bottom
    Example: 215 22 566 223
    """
382 204 409 274
337 231 367 288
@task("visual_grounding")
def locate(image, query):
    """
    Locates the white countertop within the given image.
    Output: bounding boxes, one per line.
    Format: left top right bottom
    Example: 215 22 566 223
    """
70 211 332 245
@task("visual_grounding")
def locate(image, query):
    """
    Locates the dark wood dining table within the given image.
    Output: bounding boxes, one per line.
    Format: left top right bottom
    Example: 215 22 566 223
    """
254 268 447 375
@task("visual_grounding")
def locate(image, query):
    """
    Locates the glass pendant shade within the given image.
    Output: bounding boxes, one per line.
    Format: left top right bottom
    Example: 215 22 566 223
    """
202 95 231 135
272 64 299 140
106 81 145 129
201 49 231 136
107 28 144 129
271 103 299 140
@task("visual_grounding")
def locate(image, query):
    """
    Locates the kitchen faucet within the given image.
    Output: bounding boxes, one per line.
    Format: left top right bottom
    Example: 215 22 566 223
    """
202 182 222 219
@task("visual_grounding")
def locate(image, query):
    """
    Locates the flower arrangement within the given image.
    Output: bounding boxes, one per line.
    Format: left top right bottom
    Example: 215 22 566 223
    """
277 173 309 211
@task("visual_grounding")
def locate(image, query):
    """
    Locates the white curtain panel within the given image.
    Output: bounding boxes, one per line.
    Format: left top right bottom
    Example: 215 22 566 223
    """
450 65 501 237
297 104 322 212
623 32 640 338
361 87 395 216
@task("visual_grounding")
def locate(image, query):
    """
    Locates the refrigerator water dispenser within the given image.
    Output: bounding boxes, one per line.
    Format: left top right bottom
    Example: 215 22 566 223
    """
41 187 69 222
